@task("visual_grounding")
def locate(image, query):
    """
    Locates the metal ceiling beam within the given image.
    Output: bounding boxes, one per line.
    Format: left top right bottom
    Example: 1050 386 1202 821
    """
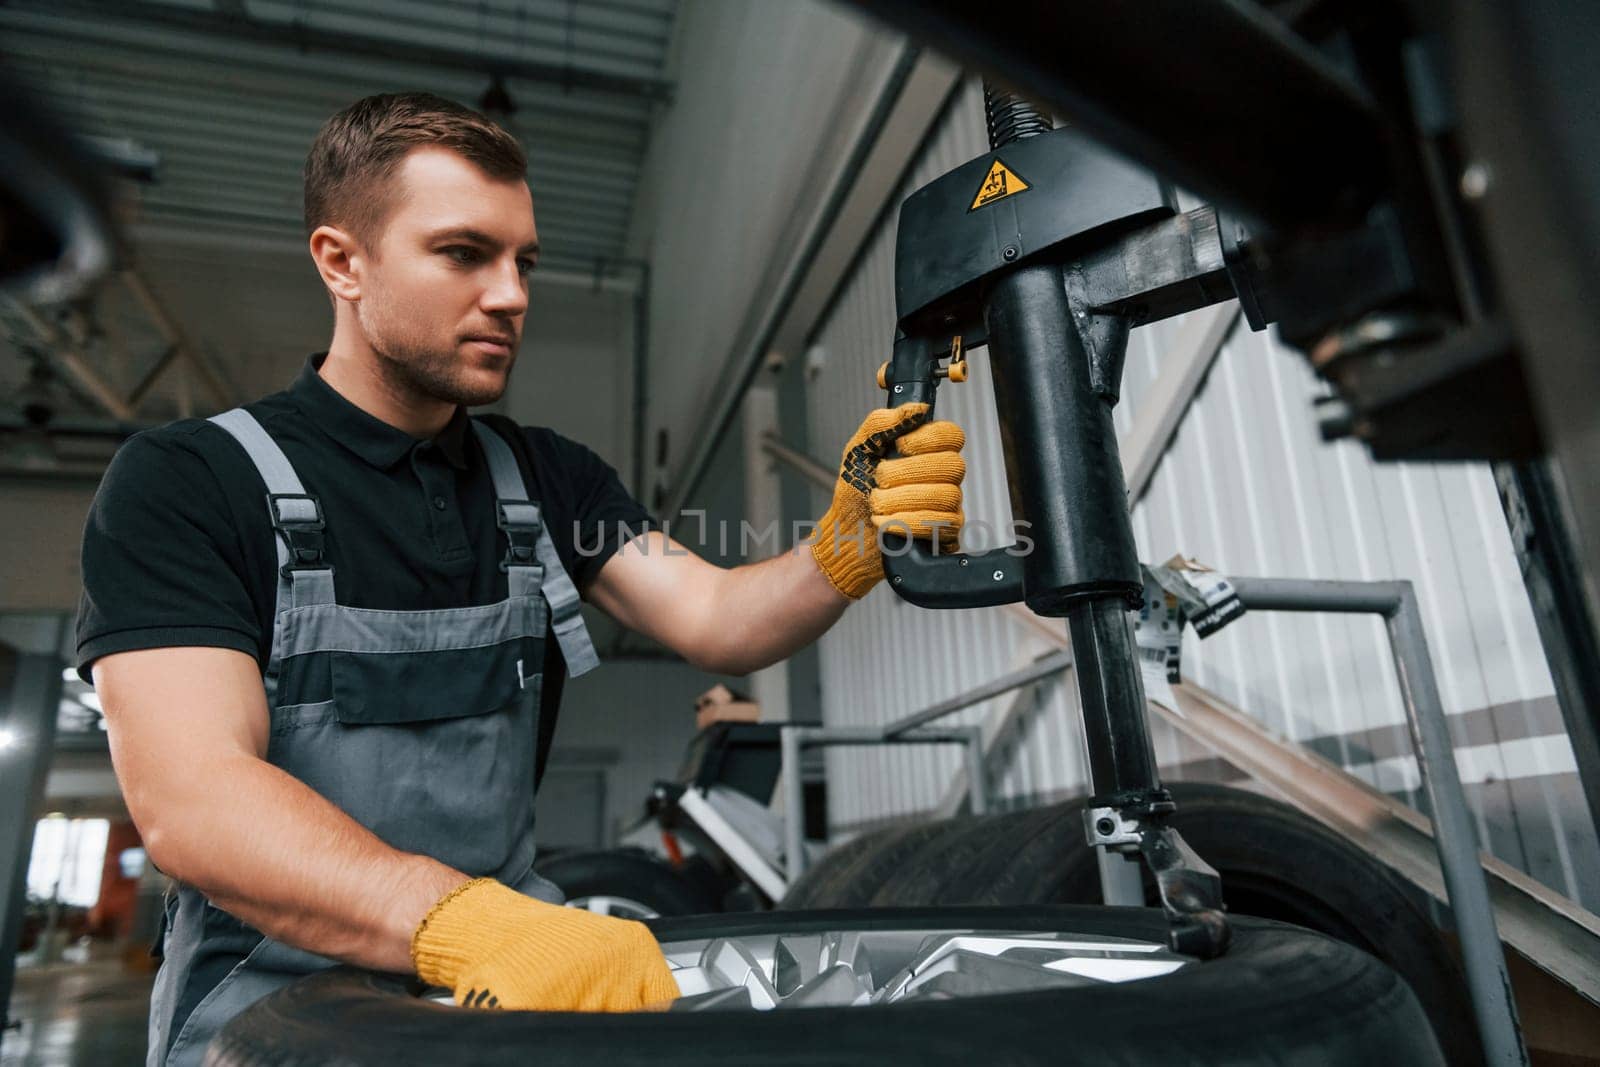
7 67 651 153
0 25 656 124
21 0 675 104
120 269 236 410
125 345 182 410
3 298 136 422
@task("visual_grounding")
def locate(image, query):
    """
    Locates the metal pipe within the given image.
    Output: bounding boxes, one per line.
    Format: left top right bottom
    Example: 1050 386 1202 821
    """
935 674 1060 819
779 723 991 878
961 726 989 814
1167 679 1600 1006
631 264 651 499
790 727 982 746
1225 574 1528 1064
1388 586 1528 1066
0 620 67 1049
882 649 1071 737
664 43 922 519
1227 575 1409 616
1066 599 1159 797
780 724 806 884
759 432 837 490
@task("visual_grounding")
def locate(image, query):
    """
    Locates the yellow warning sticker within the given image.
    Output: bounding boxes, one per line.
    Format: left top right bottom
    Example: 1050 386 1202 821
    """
969 158 1030 210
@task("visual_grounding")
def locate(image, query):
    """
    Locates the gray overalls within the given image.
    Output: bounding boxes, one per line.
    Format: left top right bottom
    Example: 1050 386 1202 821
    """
147 409 599 1067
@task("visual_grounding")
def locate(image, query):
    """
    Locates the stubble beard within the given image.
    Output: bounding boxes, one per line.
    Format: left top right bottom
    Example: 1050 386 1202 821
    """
358 292 514 409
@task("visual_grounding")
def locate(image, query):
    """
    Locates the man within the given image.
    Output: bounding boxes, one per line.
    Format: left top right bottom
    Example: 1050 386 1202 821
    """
77 92 964 1065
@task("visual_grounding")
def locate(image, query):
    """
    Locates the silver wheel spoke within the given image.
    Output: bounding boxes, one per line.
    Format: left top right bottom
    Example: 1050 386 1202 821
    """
564 895 657 920
665 927 1192 1012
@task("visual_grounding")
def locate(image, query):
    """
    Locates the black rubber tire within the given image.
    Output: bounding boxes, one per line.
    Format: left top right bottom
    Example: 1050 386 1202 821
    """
777 825 900 910
780 818 979 909
866 803 1088 906
675 854 735 912
533 849 716 917
211 906 1444 1066
956 784 1480 1066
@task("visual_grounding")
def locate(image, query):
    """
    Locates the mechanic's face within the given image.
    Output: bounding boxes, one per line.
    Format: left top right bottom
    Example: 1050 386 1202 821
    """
356 146 537 407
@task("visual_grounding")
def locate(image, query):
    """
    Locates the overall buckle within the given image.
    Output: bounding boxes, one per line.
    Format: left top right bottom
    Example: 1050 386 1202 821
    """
496 500 542 571
267 493 329 577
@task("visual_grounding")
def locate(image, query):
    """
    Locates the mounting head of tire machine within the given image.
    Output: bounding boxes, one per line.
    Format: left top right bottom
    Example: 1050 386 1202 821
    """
880 86 1269 959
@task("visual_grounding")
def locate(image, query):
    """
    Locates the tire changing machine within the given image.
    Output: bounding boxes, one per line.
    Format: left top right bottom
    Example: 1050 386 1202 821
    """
847 83 1525 1060
581 80 1530 1061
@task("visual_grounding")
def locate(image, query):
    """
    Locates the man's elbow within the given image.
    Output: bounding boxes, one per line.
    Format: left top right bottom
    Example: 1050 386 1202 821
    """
684 646 754 677
119 772 223 889
138 820 182 881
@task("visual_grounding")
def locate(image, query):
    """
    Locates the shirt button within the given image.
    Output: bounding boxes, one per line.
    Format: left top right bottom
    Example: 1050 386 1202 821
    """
432 496 447 511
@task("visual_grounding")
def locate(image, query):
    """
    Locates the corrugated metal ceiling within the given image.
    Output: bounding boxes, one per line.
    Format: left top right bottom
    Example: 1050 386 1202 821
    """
0 0 676 273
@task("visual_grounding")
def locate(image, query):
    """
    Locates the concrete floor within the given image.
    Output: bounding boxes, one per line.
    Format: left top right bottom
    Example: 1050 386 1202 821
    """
2 954 152 1067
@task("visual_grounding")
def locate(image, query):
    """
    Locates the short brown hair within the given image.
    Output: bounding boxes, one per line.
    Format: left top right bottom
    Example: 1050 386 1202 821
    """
303 91 526 241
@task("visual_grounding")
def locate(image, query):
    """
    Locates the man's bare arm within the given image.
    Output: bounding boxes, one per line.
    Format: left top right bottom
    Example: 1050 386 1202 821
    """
95 645 466 973
586 531 848 677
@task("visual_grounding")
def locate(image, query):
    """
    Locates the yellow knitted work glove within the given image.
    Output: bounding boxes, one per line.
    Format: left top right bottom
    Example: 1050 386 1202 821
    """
411 878 679 1012
812 402 966 599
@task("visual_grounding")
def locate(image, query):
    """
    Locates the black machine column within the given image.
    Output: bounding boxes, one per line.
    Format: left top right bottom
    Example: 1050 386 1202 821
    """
984 264 1142 614
880 83 1233 956
978 91 1159 809
983 260 1162 802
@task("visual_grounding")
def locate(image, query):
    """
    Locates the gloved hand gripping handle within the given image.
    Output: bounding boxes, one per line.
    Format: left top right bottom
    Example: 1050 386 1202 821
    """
878 333 1025 609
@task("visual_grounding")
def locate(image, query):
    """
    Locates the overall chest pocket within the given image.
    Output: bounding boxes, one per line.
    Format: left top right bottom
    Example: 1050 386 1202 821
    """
269 595 548 874
329 639 537 725
276 595 548 726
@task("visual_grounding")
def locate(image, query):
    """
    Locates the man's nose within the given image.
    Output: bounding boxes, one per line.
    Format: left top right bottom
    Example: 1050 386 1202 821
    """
481 258 528 316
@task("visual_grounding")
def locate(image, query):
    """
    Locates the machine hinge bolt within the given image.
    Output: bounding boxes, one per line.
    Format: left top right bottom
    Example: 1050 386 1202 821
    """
1095 818 1116 837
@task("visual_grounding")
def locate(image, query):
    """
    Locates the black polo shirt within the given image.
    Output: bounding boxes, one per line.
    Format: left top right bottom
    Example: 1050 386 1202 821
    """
76 355 653 747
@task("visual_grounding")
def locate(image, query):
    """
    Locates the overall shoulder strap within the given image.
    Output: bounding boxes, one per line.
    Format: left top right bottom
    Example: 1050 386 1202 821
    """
471 418 599 678
208 408 335 610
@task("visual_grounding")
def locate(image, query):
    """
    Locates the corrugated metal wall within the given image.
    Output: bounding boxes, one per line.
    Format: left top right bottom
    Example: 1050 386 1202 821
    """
804 81 1600 910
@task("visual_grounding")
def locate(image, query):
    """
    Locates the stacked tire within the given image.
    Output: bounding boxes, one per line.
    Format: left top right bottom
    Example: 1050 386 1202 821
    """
784 783 1480 1065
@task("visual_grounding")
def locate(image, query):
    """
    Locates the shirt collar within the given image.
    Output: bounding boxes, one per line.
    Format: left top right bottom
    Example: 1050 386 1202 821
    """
291 354 472 471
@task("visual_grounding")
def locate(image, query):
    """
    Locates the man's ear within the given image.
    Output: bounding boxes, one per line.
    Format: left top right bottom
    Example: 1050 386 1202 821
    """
308 224 364 303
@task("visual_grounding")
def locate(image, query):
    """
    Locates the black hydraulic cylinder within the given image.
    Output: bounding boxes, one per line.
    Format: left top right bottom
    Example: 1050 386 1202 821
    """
983 263 1142 616
1068 598 1161 796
